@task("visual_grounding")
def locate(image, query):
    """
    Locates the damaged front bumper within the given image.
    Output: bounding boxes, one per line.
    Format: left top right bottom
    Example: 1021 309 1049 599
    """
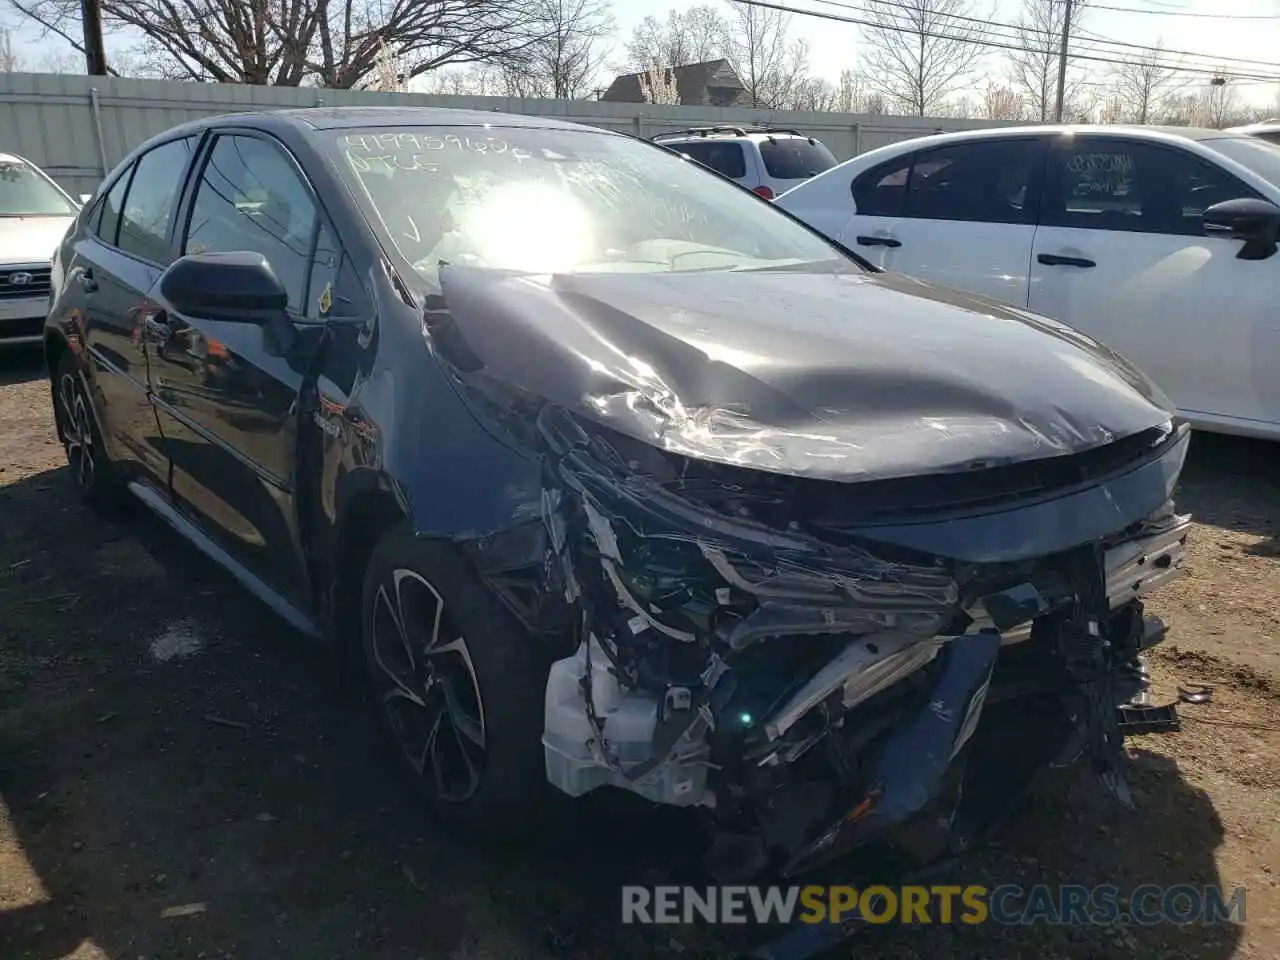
535 406 1192 880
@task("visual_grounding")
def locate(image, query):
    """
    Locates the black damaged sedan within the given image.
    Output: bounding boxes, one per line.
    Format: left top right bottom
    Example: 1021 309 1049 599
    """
45 107 1191 884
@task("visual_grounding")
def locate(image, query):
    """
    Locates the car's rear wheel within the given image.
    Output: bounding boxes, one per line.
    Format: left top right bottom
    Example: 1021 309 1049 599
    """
54 352 122 508
360 528 552 838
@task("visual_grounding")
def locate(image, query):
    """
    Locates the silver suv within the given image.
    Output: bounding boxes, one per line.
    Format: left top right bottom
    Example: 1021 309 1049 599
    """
652 126 838 200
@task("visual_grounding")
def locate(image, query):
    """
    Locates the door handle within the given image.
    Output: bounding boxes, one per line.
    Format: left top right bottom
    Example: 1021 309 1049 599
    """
856 235 902 248
78 268 98 293
1037 253 1096 268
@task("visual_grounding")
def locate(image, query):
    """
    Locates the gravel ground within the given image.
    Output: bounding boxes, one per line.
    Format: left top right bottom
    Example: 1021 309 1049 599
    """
1 347 1277 960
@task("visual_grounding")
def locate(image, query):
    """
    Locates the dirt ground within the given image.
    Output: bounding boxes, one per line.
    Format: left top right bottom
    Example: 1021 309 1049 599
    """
1 347 1277 960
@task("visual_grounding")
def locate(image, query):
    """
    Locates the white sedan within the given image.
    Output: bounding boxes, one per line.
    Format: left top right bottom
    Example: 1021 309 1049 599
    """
776 125 1280 440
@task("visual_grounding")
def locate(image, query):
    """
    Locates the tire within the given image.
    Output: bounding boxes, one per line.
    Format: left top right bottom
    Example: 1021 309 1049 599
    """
53 352 124 509
360 527 554 839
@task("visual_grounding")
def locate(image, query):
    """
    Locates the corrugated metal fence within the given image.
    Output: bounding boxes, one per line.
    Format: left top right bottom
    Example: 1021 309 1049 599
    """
0 72 1010 196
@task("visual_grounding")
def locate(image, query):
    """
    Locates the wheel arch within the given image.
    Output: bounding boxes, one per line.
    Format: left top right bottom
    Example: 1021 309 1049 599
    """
330 478 410 676
44 329 71 439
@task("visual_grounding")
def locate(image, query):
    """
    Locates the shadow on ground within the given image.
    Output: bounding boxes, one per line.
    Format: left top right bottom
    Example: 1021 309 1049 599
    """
0 459 1249 960
0 346 45 387
1176 430 1280 555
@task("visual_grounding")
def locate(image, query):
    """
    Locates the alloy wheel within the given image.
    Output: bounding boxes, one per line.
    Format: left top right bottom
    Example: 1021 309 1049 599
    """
370 567 487 803
59 372 96 492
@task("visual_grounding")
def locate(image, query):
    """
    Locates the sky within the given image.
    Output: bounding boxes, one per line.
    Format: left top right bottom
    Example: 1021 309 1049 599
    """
611 0 1280 108
3 0 1279 108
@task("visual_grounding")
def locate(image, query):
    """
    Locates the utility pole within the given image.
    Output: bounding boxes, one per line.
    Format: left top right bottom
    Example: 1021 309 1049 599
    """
1053 0 1074 122
80 0 108 76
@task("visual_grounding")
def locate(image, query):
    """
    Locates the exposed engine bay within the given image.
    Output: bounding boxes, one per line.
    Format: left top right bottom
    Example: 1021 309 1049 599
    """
534 406 1191 881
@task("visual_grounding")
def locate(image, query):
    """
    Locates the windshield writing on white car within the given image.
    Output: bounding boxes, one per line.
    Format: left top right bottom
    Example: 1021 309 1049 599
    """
1066 152 1135 198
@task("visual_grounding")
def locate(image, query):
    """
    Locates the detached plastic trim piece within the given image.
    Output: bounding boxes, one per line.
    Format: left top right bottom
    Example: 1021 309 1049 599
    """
1116 702 1181 736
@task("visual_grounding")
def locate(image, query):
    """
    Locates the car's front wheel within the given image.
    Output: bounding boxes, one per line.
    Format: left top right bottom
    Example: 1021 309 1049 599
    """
360 528 551 838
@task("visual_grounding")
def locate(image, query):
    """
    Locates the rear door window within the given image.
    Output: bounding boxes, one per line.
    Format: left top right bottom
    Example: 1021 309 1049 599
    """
852 155 913 217
116 137 198 262
759 138 837 179
673 140 747 179
904 138 1043 225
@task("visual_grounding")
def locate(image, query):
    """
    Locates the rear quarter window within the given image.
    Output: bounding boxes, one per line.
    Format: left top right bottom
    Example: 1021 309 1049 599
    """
759 138 837 180
672 141 748 180
852 155 914 217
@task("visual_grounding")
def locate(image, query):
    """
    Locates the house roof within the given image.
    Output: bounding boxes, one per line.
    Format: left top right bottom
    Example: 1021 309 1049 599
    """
601 59 746 104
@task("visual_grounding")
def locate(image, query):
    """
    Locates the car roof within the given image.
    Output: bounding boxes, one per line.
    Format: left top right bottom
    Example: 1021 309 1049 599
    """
851 123 1250 156
159 105 609 139
654 127 817 144
0 151 30 164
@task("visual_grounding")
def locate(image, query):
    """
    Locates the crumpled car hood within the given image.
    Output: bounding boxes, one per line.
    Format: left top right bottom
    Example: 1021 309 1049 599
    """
436 265 1176 482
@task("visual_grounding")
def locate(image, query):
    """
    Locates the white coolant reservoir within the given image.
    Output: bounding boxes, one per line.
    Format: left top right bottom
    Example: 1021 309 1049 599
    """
542 635 711 805
543 634 621 776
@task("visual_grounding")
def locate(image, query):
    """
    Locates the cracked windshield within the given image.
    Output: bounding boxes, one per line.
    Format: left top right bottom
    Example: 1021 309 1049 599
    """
332 127 856 278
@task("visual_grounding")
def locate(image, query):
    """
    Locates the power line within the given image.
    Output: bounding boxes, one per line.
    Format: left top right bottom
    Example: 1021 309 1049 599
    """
757 0 1280 82
778 0 1280 80
802 0 1280 73
1083 0 1280 15
1072 24 1279 70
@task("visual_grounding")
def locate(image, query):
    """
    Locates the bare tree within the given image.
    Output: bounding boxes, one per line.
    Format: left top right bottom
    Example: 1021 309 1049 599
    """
625 5 725 70
980 80 1024 120
784 68 887 113
835 68 862 112
35 48 78 72
360 39 406 92
638 63 680 104
1199 76 1238 129
831 68 886 113
0 27 20 71
4 0 552 87
721 1 807 108
786 76 839 111
419 64 504 95
859 0 991 117
1007 0 1086 121
1110 41 1179 124
0 32 149 76
36 44 147 75
1151 91 1197 126
500 0 613 99
1086 88 1126 124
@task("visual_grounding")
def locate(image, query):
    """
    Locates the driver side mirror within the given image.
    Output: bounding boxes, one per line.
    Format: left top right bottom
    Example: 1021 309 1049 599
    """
159 251 288 322
1203 197 1280 260
158 251 295 354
